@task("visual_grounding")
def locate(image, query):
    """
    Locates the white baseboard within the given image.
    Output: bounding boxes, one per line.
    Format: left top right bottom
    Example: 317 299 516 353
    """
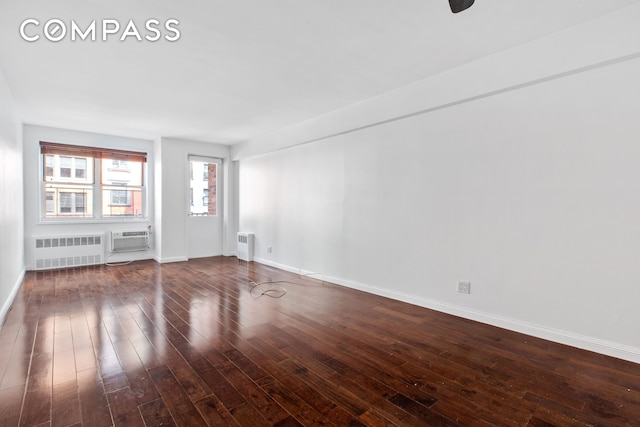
252 258 640 364
0 268 25 327
253 257 303 273
154 256 188 264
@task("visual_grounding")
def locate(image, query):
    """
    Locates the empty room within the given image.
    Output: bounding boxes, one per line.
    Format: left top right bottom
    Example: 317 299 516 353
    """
1 1 639 426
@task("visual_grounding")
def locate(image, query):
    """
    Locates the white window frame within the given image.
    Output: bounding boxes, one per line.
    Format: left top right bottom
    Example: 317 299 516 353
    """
187 155 220 217
40 142 148 222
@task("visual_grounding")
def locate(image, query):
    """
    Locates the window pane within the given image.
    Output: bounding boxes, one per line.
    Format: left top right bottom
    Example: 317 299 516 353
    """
45 155 54 180
75 193 85 213
44 185 93 217
189 160 216 216
60 192 71 212
112 159 127 169
44 154 93 184
101 158 144 218
102 158 143 186
207 163 216 215
45 192 55 213
75 158 86 179
60 156 72 178
102 187 142 217
111 190 129 205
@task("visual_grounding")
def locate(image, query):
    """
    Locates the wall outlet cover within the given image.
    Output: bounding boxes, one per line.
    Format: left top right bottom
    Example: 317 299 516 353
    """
458 281 471 294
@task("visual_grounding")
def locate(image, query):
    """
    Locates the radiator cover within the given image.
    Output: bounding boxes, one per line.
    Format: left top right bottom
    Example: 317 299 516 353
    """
237 232 254 261
33 234 104 270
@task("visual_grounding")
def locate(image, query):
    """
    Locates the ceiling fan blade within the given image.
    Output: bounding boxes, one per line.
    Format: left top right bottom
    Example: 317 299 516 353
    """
449 0 475 13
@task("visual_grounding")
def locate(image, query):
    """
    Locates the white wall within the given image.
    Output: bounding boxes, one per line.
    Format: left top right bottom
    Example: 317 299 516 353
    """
23 125 155 267
0 65 24 325
156 137 235 263
237 7 640 362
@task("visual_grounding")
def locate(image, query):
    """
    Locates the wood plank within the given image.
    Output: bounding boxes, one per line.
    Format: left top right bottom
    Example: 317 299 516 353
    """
112 339 160 405
139 398 178 427
0 386 26 426
216 361 290 425
387 393 459 426
77 368 113 427
148 365 208 427
193 395 239 426
20 351 52 426
106 386 146 427
51 380 81 427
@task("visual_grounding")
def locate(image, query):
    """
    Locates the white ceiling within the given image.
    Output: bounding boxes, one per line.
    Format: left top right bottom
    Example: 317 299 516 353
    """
0 0 638 146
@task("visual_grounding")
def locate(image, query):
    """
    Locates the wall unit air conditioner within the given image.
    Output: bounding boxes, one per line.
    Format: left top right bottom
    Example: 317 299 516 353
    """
110 230 150 253
237 232 254 261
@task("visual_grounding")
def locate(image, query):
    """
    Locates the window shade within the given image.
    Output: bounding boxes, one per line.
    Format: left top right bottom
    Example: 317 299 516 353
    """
40 141 147 163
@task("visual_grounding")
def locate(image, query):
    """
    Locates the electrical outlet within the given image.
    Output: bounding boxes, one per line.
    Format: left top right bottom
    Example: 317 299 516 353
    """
457 281 471 294
267 246 273 253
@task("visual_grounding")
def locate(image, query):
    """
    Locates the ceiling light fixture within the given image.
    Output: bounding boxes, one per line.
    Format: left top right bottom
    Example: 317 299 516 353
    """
449 0 475 13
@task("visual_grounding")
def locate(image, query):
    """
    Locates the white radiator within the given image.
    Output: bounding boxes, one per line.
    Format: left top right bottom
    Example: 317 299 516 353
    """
237 232 254 261
110 230 150 253
34 234 104 270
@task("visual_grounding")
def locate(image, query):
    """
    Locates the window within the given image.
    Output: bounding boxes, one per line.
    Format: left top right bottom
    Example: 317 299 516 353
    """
111 159 128 169
60 156 72 177
59 193 72 213
110 190 131 206
45 155 54 177
188 156 218 216
45 191 55 213
58 191 87 214
75 158 87 179
40 142 147 220
101 156 143 217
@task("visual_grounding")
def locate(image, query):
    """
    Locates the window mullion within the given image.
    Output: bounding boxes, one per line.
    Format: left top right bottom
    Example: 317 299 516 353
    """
94 157 101 218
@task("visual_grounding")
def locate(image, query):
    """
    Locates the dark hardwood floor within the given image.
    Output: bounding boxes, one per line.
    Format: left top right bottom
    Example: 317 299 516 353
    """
0 257 638 426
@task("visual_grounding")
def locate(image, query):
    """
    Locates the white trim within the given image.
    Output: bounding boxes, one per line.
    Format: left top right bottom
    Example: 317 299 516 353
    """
188 155 223 164
253 257 306 275
186 153 224 258
0 268 25 327
252 257 640 364
154 256 188 264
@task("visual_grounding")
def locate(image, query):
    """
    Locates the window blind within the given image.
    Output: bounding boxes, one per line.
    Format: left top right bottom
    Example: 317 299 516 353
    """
40 141 147 163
